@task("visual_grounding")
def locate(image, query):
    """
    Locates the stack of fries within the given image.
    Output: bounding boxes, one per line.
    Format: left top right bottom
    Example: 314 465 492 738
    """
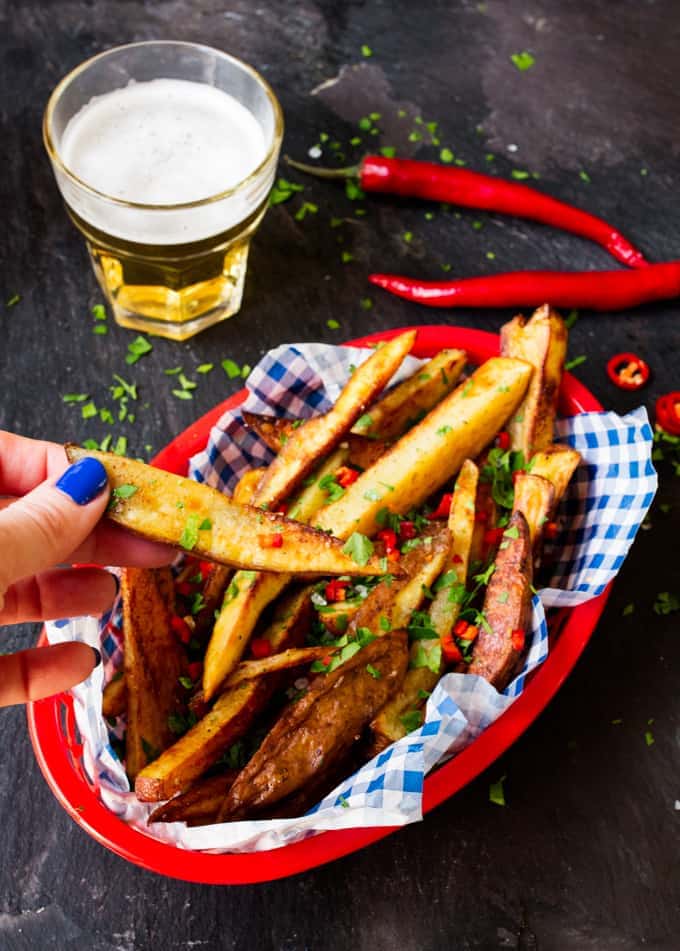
69 305 582 827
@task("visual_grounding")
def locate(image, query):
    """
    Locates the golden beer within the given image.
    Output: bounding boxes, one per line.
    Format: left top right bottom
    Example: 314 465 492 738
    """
44 43 283 340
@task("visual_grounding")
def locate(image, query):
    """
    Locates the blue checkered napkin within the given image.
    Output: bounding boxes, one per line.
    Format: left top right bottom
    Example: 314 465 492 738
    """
189 344 424 492
539 407 657 608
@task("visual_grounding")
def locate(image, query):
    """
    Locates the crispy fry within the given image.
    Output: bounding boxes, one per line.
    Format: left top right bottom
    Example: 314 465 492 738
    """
366 668 436 756
500 305 568 457
287 447 349 522
243 414 387 471
65 446 386 577
314 598 363 636
316 358 533 538
352 348 467 440
429 459 479 637
101 673 127 719
135 586 313 801
468 511 533 689
224 646 341 689
122 568 185 780
529 445 581 506
219 630 409 819
469 478 497 567
147 772 238 826
511 473 555 551
192 564 232 640
252 331 417 508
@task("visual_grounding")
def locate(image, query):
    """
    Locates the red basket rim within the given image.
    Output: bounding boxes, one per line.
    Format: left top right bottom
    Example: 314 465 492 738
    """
27 324 609 884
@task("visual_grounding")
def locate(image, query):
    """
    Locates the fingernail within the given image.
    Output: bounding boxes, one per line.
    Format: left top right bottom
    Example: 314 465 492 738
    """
91 647 102 668
56 458 108 505
110 572 120 596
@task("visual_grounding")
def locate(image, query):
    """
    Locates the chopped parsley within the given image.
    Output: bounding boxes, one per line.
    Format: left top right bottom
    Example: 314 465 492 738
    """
510 51 535 71
400 709 424 733
295 201 318 221
269 177 304 205
652 592 679 615
366 663 381 679
440 148 454 163
361 44 372 57
62 393 89 403
565 355 587 371
489 774 506 806
342 532 374 567
112 484 138 501
327 318 340 330
6 293 21 308
222 358 241 379
197 363 213 374
318 472 345 502
126 335 152 365
179 514 206 551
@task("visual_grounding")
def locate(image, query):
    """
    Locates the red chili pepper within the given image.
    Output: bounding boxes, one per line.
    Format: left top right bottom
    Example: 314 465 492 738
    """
543 520 560 541
198 561 214 577
398 520 417 540
251 638 272 659
451 554 463 564
335 465 360 488
656 392 680 435
606 352 650 390
286 155 646 268
273 503 288 515
427 492 453 520
368 261 680 312
170 614 191 645
376 528 398 552
325 579 349 602
441 633 463 664
453 619 469 637
460 624 479 643
175 580 194 597
511 628 526 652
496 431 511 450
474 509 489 525
387 548 402 563
512 469 526 483
187 661 203 681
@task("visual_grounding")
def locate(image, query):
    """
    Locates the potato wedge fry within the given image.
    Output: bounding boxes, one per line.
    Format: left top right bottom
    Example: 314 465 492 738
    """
367 668 436 755
135 586 313 801
469 478 497 568
500 305 567 457
512 473 555 551
219 630 409 819
102 673 127 719
65 446 385 577
529 445 581 506
251 331 417 508
287 447 349 522
468 511 533 690
429 459 479 638
351 348 467 440
147 771 239 826
243 413 387 472
314 598 363 636
316 358 533 538
224 646 341 689
122 568 185 780
192 564 232 640
233 468 264 505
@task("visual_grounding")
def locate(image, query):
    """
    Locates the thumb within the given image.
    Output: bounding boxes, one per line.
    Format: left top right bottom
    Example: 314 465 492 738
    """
0 457 109 594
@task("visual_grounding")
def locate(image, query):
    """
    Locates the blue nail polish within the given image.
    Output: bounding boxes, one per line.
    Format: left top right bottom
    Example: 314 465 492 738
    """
91 647 102 668
56 457 108 505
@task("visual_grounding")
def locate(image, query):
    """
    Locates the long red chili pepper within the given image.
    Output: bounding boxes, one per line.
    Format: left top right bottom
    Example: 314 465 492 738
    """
369 261 680 311
285 155 647 268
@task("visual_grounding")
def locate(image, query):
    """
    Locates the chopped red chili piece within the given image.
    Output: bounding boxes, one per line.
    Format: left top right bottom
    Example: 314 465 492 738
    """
656 391 680 435
335 465 360 488
175 580 194 597
606 352 650 390
321 654 333 667
460 624 479 643
273 503 288 515
187 661 203 681
453 619 469 637
259 532 284 548
198 561 214 577
511 628 526 652
376 528 398 552
474 509 489 524
441 633 463 664
483 527 505 548
386 548 402 563
170 614 191 645
451 554 463 564
543 520 559 541
251 638 272 659
427 492 453 519
512 468 526 483
398 520 417 540
325 579 349 602
496 431 511 450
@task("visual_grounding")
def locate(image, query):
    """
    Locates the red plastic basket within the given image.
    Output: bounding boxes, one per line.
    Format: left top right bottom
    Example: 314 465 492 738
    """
27 325 610 884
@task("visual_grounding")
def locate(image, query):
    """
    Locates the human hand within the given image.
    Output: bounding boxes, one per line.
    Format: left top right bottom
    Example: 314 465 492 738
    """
0 431 172 706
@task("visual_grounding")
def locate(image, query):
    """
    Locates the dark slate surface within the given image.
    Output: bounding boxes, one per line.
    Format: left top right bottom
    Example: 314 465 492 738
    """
1 2 679 948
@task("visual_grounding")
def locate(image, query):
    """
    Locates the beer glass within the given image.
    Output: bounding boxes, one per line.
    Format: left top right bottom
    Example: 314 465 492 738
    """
44 42 283 340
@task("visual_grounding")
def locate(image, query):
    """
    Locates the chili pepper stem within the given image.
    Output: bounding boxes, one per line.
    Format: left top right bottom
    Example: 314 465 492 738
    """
284 155 359 180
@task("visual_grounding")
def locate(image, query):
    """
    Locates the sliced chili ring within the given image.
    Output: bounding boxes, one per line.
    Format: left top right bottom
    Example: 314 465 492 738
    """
606 352 650 391
655 391 680 436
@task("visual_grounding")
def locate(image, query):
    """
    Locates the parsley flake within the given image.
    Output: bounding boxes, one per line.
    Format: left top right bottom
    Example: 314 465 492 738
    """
511 50 535 71
125 335 152 365
489 774 507 806
342 532 374 567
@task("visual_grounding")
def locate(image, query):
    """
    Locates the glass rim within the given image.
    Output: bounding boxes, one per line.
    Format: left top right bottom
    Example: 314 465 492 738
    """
43 40 284 213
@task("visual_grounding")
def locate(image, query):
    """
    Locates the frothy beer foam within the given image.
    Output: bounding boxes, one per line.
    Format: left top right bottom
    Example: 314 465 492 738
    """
59 79 270 244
